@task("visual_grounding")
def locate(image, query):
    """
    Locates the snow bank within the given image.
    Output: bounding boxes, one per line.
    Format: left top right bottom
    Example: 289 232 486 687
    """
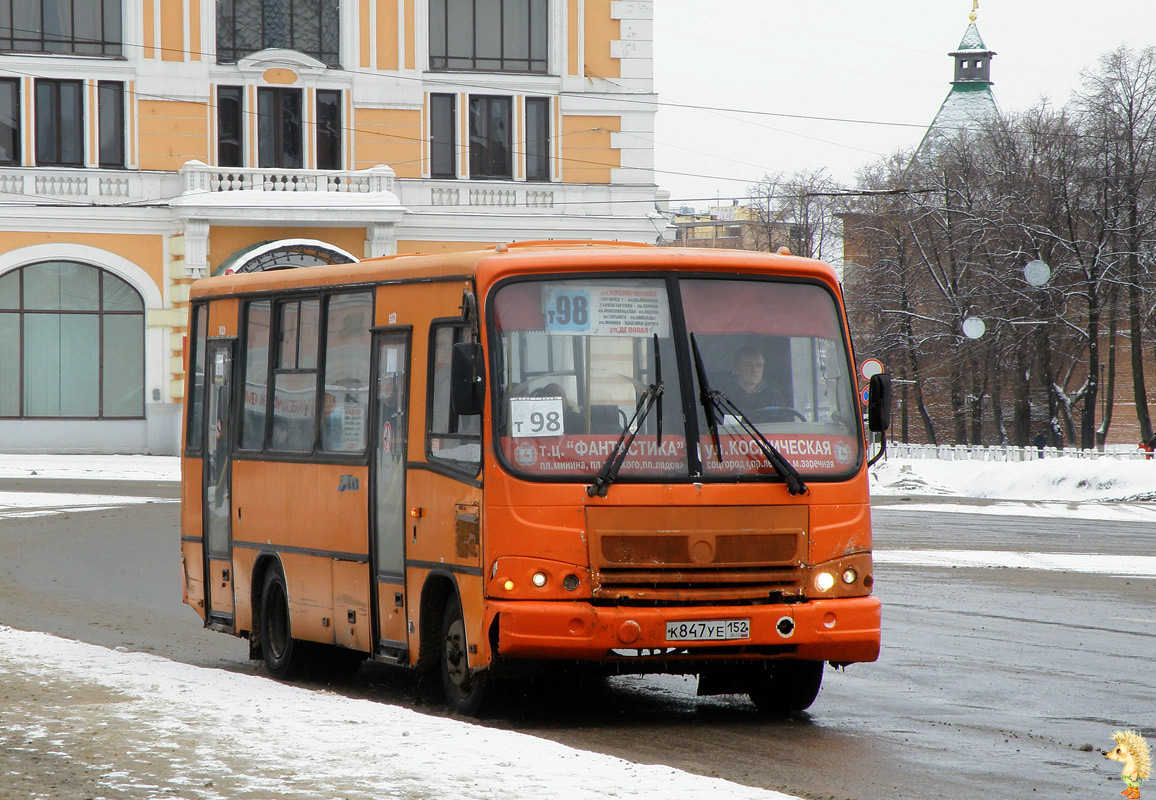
0 626 800 800
870 454 1156 503
0 454 179 482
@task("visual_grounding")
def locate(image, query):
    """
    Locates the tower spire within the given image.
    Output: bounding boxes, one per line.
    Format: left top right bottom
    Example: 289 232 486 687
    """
969 1 978 23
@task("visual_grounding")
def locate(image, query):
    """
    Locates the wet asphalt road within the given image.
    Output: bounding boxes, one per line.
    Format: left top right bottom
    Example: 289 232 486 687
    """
1 479 1153 800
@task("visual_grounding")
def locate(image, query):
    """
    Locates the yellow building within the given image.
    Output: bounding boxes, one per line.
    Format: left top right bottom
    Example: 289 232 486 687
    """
0 0 667 454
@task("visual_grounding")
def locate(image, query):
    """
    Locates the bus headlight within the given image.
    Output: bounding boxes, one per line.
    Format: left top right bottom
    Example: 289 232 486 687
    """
815 571 836 592
842 568 858 585
532 572 548 588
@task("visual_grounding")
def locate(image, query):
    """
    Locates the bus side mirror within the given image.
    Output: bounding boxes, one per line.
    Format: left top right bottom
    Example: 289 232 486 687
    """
450 342 485 416
867 373 892 432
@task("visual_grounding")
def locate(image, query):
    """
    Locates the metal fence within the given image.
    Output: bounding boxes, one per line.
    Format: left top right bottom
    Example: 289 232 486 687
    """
884 442 1154 462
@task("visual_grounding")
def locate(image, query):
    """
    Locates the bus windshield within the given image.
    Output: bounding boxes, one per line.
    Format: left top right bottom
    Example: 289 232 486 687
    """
491 275 861 482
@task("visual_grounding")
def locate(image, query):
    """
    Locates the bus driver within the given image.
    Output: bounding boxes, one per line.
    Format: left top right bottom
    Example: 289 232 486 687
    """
721 346 784 412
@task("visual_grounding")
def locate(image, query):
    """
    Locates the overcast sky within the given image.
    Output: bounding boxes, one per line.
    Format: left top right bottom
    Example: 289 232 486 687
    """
651 0 1151 207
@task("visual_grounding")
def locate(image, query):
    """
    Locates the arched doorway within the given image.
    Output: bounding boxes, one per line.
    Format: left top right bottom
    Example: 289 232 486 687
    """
0 261 144 418
214 239 358 276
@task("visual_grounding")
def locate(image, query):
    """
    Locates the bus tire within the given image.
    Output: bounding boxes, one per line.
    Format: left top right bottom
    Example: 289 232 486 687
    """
439 594 488 716
747 660 824 716
259 566 305 680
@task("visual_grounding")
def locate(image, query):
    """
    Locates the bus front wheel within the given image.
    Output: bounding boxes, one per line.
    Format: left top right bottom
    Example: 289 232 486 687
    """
439 595 488 715
747 660 824 715
260 567 305 680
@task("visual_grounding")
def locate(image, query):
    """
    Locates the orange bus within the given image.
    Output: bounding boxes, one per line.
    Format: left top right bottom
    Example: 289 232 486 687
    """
180 242 889 715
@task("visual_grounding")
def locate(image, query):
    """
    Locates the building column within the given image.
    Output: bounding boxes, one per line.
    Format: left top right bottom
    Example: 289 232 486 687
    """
183 218 210 278
366 221 397 257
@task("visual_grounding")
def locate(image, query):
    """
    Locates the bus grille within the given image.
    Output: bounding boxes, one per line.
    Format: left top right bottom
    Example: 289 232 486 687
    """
586 505 807 604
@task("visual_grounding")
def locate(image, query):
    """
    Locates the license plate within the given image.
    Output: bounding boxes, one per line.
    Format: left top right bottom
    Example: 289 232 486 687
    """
665 618 750 642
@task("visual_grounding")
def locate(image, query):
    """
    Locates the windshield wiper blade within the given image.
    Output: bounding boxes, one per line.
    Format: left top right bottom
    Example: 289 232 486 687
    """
690 334 721 455
690 334 807 496
715 391 808 495
587 336 664 498
652 333 663 447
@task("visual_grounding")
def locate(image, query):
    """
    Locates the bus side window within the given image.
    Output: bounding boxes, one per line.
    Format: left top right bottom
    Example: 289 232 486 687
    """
319 292 372 453
271 298 320 452
185 303 208 455
239 300 271 450
428 323 482 472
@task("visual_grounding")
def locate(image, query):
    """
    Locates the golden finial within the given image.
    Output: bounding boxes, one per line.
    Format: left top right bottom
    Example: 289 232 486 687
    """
969 0 978 22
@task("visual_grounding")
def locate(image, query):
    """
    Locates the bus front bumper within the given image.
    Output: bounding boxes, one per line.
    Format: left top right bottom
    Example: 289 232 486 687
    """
489 596 880 664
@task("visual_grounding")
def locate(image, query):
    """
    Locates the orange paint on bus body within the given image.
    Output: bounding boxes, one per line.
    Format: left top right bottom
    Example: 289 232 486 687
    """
181 243 881 714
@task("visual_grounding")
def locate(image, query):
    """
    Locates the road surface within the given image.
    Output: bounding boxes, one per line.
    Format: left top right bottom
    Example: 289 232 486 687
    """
1 479 1151 799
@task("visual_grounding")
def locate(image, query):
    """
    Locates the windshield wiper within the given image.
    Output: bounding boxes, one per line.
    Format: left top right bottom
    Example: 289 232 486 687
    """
690 334 807 496
587 335 663 498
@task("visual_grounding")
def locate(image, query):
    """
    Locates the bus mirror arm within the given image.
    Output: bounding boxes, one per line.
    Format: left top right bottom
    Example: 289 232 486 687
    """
450 342 486 416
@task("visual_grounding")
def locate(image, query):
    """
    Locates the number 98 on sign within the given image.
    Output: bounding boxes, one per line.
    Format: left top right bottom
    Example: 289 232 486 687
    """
509 397 566 438
544 289 590 332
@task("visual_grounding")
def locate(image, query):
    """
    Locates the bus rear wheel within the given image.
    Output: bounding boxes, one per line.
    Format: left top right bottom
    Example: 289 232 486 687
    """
747 660 824 715
260 567 306 680
439 595 488 716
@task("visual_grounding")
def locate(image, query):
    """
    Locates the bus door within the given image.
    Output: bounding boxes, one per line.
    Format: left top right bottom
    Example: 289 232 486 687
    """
371 331 411 663
203 339 236 628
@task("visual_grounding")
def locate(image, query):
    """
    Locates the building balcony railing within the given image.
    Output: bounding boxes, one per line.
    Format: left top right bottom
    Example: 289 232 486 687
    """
179 161 396 195
0 166 177 205
0 162 662 221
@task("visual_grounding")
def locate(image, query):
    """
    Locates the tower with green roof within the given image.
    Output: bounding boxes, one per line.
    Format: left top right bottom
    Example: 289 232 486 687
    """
914 2 1000 158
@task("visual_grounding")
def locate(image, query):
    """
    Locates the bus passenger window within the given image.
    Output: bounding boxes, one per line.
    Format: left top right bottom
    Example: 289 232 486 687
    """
320 292 372 453
240 300 271 450
185 303 208 454
272 298 320 452
428 323 481 472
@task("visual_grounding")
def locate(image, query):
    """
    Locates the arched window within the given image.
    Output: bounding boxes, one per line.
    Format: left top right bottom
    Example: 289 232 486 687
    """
0 261 144 418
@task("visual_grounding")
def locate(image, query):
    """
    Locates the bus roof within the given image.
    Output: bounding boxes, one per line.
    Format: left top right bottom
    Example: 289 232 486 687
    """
188 242 840 301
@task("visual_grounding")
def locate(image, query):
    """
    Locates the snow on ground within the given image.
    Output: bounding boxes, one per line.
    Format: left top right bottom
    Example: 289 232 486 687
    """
0 491 173 519
870 453 1156 578
2 451 1153 797
0 454 179 519
869 452 1156 504
0 625 798 800
0 453 179 482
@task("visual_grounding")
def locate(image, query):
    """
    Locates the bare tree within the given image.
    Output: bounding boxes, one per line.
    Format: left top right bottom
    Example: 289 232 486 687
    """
1076 45 1156 443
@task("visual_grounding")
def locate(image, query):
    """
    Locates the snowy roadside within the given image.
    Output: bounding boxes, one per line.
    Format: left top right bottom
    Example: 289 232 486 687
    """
2 452 1153 799
0 626 799 800
0 453 180 482
869 453 1156 504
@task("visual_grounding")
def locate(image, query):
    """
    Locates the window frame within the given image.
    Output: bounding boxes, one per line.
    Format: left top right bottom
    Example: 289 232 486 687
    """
35 78 84 167
217 85 244 168
486 272 866 486
0 77 19 165
270 296 320 452
429 0 548 74
184 303 209 456
257 86 304 169
426 319 483 477
97 80 125 168
0 261 145 420
524 96 550 182
215 0 341 68
0 0 123 56
430 93 456 179
468 95 512 180
315 88 342 171
235 289 375 464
